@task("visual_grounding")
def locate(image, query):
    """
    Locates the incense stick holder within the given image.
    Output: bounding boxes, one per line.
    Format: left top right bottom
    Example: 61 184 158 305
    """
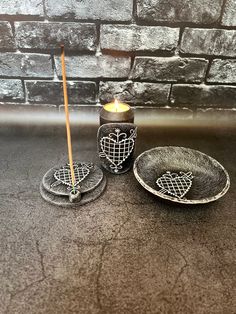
97 123 137 174
40 162 106 207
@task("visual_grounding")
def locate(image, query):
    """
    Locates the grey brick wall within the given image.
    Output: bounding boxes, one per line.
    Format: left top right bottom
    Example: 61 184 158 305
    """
0 0 236 115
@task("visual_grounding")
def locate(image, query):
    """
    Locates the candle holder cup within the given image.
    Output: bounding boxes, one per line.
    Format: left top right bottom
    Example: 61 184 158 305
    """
100 102 134 125
97 123 137 174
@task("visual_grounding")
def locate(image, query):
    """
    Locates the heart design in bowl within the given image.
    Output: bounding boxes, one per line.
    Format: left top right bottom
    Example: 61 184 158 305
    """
156 171 194 199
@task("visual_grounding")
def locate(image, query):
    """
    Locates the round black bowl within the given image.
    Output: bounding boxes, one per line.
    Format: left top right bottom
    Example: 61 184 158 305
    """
133 146 230 204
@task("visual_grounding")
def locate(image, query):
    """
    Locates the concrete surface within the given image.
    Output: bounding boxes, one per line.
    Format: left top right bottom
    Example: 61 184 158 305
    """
0 124 235 314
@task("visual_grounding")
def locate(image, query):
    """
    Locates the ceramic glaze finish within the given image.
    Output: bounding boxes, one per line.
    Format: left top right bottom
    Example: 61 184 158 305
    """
133 146 230 204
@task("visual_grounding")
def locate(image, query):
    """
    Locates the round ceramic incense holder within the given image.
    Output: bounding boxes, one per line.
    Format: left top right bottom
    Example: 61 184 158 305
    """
40 162 106 207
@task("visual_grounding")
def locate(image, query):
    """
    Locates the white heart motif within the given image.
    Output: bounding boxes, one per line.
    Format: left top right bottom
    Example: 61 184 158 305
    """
51 163 92 190
99 128 137 173
156 171 194 199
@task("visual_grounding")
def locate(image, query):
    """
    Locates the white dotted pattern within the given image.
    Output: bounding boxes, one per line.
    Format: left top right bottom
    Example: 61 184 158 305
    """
156 171 193 199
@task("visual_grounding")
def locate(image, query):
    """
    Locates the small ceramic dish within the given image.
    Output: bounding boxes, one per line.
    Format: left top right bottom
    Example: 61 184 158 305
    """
133 146 230 204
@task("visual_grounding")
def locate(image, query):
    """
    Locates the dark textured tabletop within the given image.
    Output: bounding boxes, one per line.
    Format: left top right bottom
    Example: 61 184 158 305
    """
0 123 235 314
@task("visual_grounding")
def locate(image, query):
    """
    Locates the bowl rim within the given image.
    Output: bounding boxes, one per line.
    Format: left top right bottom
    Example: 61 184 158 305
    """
133 146 230 204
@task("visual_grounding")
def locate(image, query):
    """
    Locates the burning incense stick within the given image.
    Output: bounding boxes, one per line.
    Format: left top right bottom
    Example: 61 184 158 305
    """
61 45 76 192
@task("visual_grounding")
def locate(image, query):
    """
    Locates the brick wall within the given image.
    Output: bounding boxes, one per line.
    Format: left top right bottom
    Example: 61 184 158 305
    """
0 0 236 116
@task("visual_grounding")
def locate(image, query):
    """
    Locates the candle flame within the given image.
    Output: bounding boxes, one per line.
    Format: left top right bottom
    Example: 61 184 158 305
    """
114 99 119 112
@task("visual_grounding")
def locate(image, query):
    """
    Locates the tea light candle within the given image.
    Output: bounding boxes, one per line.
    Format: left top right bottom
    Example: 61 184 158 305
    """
100 99 134 125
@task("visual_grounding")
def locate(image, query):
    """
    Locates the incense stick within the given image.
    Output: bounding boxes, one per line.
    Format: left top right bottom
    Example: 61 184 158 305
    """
61 45 76 192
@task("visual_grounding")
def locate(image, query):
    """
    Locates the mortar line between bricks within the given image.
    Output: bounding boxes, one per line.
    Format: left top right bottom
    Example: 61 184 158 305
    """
95 22 101 55
168 84 174 106
0 15 45 22
0 50 52 56
0 76 55 81
21 79 28 104
9 20 16 39
44 18 133 25
81 78 236 86
42 0 47 18
1 17 236 29
170 82 236 87
101 49 175 58
3 50 234 60
4 17 235 30
204 57 214 84
2 77 236 86
176 26 184 55
179 53 236 60
4 13 235 29
132 0 138 23
129 55 135 75
219 0 228 26
13 49 97 56
134 20 236 30
92 78 101 103
204 82 236 86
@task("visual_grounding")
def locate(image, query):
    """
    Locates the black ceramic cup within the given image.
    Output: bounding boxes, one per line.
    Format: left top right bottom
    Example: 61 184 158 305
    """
97 123 137 174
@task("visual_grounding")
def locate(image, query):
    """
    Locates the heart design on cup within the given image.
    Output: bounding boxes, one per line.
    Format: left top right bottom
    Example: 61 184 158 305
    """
99 128 136 173
156 171 194 199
